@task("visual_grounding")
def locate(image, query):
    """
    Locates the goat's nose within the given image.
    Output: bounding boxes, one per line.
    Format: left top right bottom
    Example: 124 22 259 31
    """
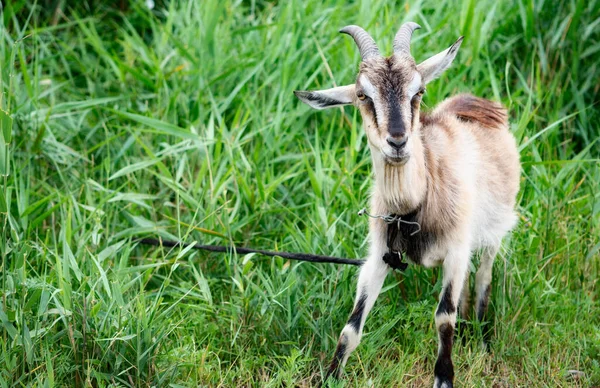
386 136 407 150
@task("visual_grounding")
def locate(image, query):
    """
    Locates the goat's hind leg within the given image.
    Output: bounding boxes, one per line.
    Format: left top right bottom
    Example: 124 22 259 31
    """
456 274 471 343
324 255 389 382
475 246 499 344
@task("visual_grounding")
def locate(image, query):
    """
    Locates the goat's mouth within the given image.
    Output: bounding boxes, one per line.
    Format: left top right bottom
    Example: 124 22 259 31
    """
383 151 409 165
384 156 409 166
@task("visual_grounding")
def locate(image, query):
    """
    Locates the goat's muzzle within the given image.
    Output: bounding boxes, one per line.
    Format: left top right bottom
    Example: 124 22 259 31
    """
386 136 407 151
383 136 410 165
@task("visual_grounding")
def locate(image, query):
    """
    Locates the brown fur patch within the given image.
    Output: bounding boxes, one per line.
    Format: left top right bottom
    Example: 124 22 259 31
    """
419 111 435 127
444 94 507 129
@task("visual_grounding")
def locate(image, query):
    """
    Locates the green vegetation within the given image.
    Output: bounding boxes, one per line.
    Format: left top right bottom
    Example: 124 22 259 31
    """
1 1 599 386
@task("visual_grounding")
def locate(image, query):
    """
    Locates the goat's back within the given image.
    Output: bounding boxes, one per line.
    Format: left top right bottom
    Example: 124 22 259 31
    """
422 94 520 249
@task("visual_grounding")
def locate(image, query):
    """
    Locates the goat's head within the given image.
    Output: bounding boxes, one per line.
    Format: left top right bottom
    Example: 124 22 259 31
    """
295 23 463 165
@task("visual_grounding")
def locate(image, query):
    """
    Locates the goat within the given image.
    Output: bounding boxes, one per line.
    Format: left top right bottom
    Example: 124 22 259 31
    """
294 23 520 387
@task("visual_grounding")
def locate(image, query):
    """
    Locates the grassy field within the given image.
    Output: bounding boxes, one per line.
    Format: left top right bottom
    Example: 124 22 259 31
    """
1 0 599 386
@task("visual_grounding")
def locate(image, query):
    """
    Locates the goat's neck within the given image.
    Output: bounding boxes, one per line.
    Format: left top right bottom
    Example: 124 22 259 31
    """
370 139 427 215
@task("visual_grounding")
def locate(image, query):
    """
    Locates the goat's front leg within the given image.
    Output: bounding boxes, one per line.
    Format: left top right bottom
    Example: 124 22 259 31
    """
434 245 470 388
324 219 389 382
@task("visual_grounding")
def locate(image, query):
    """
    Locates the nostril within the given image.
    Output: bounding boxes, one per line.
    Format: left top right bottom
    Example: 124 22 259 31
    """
387 137 407 150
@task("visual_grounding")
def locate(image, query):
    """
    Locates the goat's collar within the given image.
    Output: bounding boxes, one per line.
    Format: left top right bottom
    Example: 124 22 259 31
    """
357 206 421 231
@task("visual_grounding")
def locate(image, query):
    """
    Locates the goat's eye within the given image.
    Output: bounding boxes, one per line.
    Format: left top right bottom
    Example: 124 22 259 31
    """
412 89 425 101
357 91 367 101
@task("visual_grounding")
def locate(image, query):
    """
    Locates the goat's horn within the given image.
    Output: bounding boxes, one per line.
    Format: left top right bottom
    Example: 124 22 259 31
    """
339 25 380 60
393 22 421 55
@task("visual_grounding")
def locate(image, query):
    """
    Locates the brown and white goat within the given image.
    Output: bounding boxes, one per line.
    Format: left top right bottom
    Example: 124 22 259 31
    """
294 23 520 387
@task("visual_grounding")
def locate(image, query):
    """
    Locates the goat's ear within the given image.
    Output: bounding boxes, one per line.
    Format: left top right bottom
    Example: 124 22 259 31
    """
294 84 355 110
417 37 463 84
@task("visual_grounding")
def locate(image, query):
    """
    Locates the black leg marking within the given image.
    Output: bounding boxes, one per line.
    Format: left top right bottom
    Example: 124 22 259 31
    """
324 336 347 382
436 283 456 316
434 323 455 386
348 292 367 332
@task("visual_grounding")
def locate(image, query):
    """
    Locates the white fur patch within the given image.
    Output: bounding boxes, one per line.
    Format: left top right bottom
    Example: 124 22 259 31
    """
435 312 456 328
340 325 360 352
359 75 377 99
406 72 422 97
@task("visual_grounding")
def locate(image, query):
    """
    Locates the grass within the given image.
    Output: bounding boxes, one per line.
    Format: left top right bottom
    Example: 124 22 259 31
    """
1 0 599 386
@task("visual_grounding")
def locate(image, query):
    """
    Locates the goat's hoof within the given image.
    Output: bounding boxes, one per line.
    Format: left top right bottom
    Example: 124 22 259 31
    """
433 377 453 388
320 372 339 388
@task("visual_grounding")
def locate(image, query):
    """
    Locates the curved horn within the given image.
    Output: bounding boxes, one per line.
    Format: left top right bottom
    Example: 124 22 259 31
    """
393 22 421 56
339 25 380 60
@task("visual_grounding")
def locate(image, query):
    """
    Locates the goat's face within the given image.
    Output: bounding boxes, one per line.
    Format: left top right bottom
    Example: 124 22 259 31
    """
295 23 462 166
354 56 423 165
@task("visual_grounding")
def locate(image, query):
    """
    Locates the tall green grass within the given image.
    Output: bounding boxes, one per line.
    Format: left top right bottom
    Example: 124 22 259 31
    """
1 0 599 386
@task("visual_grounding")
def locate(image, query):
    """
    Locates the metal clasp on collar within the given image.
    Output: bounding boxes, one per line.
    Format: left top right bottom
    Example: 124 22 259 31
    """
357 208 421 236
